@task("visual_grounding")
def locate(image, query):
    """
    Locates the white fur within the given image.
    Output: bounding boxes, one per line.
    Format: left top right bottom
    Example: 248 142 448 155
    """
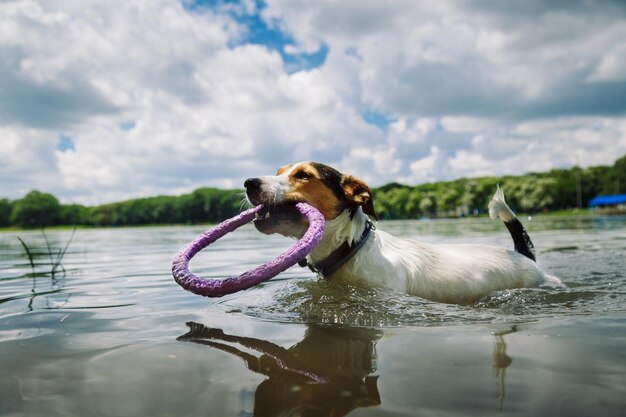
254 163 302 205
255 175 288 205
306 190 562 305
488 184 515 222
252 170 562 305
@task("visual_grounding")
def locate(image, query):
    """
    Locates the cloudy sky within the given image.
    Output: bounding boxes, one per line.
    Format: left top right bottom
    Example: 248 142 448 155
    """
1 0 626 205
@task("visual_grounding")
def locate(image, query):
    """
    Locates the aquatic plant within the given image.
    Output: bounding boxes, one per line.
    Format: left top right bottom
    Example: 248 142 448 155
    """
16 236 35 277
16 228 76 278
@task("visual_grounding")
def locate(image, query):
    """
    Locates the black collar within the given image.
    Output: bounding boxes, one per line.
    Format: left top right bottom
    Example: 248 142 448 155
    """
298 220 375 277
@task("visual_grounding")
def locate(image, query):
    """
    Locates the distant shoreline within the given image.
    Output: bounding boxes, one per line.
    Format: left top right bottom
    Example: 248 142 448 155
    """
3 210 625 233
1 153 625 229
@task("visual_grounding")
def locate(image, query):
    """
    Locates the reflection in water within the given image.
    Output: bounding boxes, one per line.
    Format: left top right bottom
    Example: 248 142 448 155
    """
177 322 522 416
178 322 382 417
0 230 75 311
492 326 516 411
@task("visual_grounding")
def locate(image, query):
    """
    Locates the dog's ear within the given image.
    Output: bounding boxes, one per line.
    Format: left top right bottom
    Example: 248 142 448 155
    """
341 175 378 220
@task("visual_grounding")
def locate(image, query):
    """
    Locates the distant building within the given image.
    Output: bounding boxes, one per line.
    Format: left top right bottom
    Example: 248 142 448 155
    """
589 194 626 213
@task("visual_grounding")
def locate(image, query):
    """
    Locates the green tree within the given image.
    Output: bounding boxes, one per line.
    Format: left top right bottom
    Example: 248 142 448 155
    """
89 204 114 226
59 204 89 225
151 196 178 224
436 186 460 215
373 190 394 220
501 177 557 212
546 168 578 208
386 188 411 218
3 152 625 227
419 192 437 217
609 155 626 194
405 189 423 218
10 190 61 228
0 198 12 227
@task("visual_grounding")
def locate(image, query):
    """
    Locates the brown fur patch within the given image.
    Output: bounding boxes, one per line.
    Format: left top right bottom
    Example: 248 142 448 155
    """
341 175 378 220
276 164 293 176
282 162 342 220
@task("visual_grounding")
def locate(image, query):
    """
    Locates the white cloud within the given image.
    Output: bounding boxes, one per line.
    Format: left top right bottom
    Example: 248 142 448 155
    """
0 126 65 197
266 0 626 118
589 43 626 82
408 146 451 184
1 0 626 204
0 1 379 203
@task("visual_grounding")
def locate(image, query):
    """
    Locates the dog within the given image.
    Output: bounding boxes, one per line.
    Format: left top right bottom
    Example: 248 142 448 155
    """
244 162 562 304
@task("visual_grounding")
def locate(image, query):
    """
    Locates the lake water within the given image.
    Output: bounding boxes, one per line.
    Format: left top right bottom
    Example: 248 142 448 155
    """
1 215 625 417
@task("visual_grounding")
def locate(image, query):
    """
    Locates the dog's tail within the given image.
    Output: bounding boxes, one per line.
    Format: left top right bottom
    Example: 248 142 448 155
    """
488 185 536 262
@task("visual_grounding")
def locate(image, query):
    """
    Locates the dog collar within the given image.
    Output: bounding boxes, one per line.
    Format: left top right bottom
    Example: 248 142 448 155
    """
298 220 375 277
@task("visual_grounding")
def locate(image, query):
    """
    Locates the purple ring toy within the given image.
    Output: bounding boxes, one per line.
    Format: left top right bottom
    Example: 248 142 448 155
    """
171 202 325 297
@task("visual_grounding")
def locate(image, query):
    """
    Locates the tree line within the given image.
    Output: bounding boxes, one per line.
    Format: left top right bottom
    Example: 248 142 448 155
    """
1 154 624 228
0 188 244 229
374 154 625 219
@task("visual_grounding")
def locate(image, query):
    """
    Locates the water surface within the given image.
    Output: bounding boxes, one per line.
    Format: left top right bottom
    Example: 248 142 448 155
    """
1 215 625 416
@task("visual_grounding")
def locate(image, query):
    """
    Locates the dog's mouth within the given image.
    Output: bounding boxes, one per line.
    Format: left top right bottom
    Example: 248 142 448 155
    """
253 202 308 236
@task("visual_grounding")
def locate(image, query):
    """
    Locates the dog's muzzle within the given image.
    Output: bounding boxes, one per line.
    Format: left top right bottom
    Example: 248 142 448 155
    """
244 177 264 205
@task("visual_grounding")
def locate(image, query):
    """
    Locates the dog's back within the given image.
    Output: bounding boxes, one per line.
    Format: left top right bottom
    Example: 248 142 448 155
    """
333 187 562 304
245 162 562 304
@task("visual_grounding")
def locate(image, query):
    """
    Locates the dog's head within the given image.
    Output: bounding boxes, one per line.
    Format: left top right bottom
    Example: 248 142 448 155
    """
245 162 377 236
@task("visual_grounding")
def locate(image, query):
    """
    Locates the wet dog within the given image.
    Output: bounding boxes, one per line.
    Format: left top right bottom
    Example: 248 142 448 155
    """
245 162 562 304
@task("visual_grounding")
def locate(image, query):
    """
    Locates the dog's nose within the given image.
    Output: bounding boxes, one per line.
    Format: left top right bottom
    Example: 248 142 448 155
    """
244 178 262 190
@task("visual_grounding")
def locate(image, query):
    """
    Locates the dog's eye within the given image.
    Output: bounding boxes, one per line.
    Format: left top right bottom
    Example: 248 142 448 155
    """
293 170 312 181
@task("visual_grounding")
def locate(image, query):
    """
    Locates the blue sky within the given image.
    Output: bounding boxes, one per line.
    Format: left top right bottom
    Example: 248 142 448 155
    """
1 0 626 204
187 0 330 75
